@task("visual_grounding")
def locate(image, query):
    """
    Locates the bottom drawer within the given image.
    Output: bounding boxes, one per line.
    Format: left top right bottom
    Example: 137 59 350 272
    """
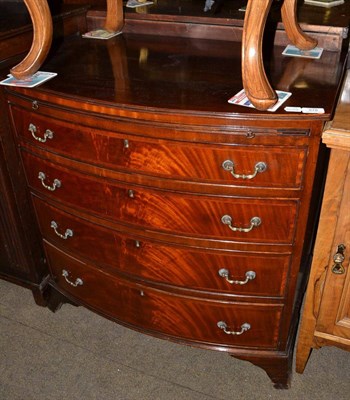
45 241 283 349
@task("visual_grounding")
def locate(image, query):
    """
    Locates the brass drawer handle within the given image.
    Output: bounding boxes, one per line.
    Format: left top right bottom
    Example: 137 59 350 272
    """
62 269 83 287
218 268 256 285
38 171 61 191
332 244 346 275
50 220 73 240
217 321 251 335
221 215 261 233
222 160 267 180
28 123 54 143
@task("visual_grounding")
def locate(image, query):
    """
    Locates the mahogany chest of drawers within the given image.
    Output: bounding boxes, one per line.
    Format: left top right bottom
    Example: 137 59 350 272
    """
5 89 320 387
2 30 347 388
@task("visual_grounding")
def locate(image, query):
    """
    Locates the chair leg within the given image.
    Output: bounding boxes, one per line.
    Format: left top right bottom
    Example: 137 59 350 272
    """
281 0 318 50
10 0 53 80
242 0 278 111
104 0 124 32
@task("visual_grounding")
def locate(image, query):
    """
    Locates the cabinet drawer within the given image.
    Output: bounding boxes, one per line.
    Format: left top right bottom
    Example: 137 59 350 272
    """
23 152 298 243
12 106 306 188
46 242 282 349
33 196 290 297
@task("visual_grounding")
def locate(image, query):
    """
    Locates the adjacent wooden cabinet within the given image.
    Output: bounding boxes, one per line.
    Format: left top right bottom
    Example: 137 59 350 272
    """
0 0 88 303
296 70 350 372
0 63 48 305
0 177 47 305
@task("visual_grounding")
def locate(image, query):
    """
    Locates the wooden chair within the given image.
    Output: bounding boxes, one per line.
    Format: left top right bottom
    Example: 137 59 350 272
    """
10 0 317 111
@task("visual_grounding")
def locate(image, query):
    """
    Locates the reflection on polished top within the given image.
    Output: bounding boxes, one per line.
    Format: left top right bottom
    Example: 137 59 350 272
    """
28 32 346 117
1 0 348 116
4 0 349 112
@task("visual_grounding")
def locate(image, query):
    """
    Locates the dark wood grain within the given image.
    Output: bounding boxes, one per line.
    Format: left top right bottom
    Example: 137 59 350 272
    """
0 2 91 304
22 150 299 243
83 0 349 53
32 195 291 298
45 241 283 348
235 351 292 389
6 32 345 116
11 105 308 189
0 79 48 305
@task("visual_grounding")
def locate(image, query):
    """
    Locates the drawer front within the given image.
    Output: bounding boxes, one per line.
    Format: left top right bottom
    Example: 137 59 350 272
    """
23 152 298 243
33 196 290 297
12 106 306 188
46 242 282 349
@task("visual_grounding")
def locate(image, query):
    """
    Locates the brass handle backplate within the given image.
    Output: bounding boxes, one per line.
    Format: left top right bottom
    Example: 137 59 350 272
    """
222 160 267 180
50 220 73 240
38 171 61 191
221 215 261 233
218 268 256 285
217 321 251 335
29 123 54 143
332 244 346 275
62 269 83 287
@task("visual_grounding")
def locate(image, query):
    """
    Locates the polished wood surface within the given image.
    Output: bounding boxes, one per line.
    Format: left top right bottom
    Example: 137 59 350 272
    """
11 0 331 110
0 157 47 305
296 70 350 373
21 149 299 243
0 6 88 304
10 104 308 188
87 3 346 52
4 32 344 116
0 107 47 303
32 196 291 297
46 241 283 348
68 0 349 28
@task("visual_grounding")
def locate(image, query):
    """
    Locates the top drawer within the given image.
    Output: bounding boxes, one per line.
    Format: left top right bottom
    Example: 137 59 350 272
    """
10 106 307 189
